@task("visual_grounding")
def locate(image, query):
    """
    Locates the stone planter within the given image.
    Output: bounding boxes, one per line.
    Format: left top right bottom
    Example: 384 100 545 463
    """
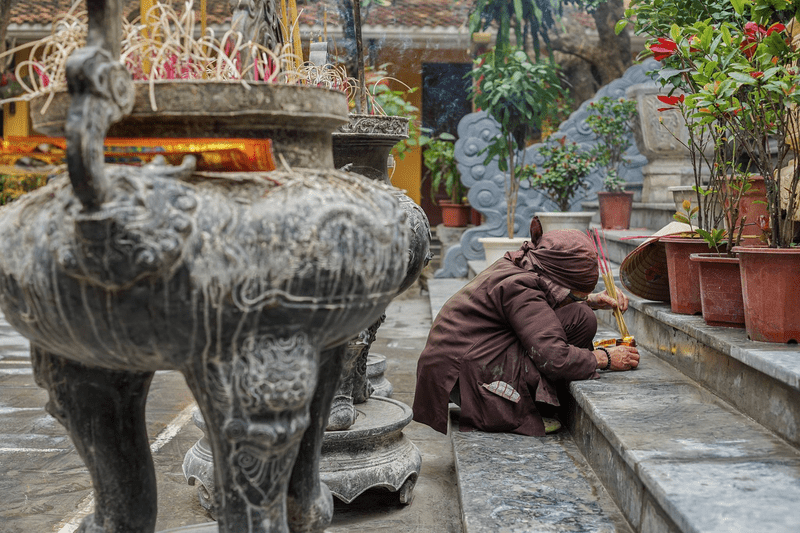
534 211 595 233
478 237 528 265
31 81 346 169
668 185 703 212
627 82 711 203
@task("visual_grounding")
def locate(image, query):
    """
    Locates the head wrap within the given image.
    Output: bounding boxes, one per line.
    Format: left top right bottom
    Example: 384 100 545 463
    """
510 228 599 293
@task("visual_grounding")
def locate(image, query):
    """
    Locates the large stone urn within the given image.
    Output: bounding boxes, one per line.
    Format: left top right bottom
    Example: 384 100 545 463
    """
184 114 429 511
328 114 432 430
310 113 430 504
627 82 711 203
1 3 410 533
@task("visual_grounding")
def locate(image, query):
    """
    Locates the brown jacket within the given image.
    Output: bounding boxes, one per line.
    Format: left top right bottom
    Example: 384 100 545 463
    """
413 250 599 436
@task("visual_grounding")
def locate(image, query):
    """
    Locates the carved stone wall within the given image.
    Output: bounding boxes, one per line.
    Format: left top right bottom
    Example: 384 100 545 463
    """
436 59 659 278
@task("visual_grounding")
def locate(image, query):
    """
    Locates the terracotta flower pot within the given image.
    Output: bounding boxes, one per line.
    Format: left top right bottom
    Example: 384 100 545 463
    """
662 236 710 315
723 176 769 245
439 202 471 227
733 246 800 343
689 253 744 328
470 206 483 226
597 191 634 230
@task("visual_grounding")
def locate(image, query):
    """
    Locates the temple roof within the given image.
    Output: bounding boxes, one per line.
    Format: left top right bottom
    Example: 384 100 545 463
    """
8 0 473 32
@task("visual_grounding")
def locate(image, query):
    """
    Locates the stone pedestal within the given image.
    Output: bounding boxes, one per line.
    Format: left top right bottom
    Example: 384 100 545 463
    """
627 82 707 203
320 397 420 504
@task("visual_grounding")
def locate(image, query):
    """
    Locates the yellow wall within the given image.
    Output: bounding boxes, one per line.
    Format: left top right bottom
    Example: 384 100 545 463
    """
3 101 31 138
374 46 471 205
3 50 32 138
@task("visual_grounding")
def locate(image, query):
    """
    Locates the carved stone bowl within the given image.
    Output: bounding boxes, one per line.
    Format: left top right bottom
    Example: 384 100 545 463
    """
0 166 409 371
30 81 347 169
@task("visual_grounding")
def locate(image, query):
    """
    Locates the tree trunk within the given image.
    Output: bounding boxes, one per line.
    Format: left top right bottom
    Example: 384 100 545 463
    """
545 1 632 109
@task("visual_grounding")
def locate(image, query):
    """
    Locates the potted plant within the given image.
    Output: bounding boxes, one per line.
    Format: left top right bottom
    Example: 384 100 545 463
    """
586 96 638 229
421 132 470 227
624 0 800 340
468 47 563 259
522 136 598 232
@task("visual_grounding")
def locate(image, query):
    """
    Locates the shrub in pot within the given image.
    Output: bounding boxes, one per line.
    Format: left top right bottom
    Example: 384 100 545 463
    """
586 96 638 229
625 0 800 336
469 47 563 259
522 137 598 233
421 132 470 227
469 47 563 238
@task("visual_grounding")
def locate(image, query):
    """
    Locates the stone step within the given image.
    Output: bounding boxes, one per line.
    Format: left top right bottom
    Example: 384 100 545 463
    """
595 290 800 450
567 342 800 533
451 405 633 533
581 200 677 232
428 277 800 533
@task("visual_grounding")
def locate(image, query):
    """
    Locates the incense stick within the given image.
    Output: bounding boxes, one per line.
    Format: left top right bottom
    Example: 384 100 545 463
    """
589 229 630 338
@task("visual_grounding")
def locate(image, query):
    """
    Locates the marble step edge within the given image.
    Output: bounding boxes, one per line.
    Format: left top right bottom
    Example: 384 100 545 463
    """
566 344 800 533
596 291 800 450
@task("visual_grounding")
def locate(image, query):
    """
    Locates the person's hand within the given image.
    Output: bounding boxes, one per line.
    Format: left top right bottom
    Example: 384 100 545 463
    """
588 287 629 313
606 345 639 371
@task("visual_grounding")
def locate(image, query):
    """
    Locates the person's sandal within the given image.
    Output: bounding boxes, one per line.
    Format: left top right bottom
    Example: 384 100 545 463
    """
543 417 562 434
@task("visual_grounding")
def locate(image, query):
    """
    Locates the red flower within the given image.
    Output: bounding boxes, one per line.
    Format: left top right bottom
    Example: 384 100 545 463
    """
650 38 678 61
767 23 786 36
745 22 767 39
750 71 764 79
741 22 768 59
656 94 685 110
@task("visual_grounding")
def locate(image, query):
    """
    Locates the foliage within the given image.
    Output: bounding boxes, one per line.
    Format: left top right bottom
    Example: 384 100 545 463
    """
470 48 564 236
365 65 421 160
469 0 605 57
420 132 465 204
0 71 22 99
522 137 598 212
622 0 800 249
585 96 638 192
618 0 737 40
539 89 574 140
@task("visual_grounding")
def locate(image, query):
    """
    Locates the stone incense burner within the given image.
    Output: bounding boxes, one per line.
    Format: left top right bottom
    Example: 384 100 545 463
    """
0 2 410 532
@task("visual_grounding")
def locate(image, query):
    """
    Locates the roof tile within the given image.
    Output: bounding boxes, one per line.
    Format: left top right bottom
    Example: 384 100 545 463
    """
10 0 473 29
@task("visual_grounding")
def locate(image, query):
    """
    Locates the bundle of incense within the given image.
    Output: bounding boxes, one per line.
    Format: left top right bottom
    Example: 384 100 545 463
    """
589 229 630 339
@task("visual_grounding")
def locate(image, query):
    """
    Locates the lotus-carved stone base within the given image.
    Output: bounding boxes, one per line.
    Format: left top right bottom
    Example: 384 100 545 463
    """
320 397 420 505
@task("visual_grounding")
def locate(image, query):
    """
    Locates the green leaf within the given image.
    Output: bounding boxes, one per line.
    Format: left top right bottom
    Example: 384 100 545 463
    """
615 19 629 35
728 72 756 85
730 0 744 15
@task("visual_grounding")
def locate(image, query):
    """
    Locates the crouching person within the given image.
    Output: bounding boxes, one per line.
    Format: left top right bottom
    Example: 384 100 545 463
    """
413 220 639 436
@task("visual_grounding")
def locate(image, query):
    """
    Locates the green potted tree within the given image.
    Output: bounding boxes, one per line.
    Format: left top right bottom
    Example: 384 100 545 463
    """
523 137 599 232
586 96 638 230
623 0 800 341
420 132 470 227
468 47 563 260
